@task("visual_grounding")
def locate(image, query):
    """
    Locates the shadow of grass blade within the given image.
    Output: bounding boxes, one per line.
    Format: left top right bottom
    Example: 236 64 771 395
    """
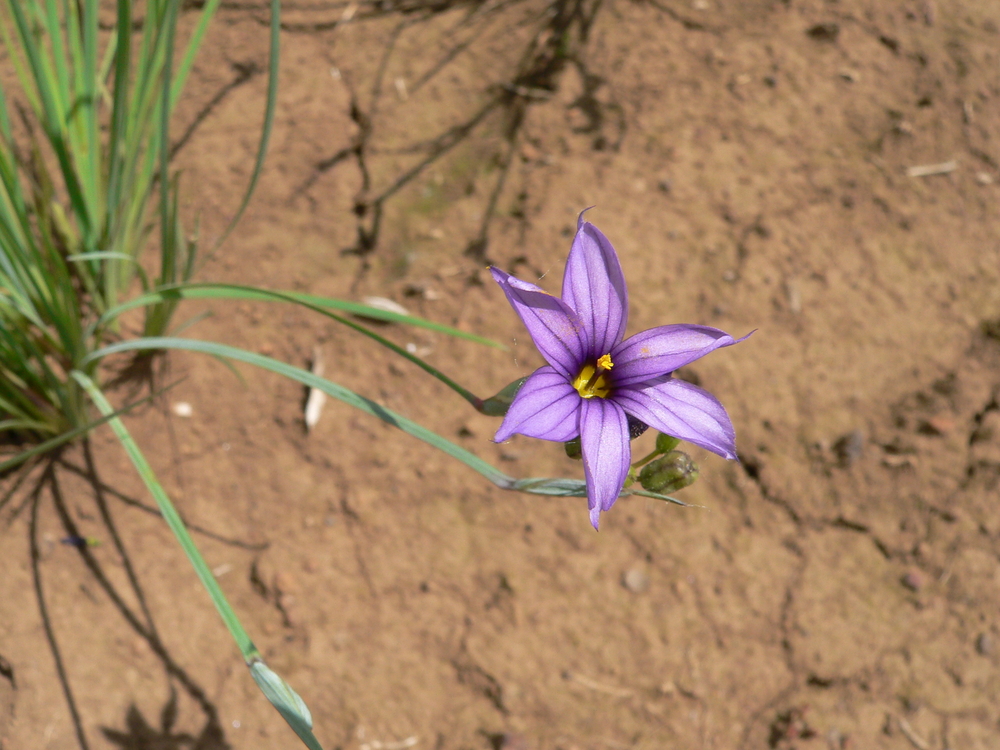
0 384 173 476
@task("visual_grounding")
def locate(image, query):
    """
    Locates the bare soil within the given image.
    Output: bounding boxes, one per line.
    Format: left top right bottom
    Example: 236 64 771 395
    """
3 0 1000 748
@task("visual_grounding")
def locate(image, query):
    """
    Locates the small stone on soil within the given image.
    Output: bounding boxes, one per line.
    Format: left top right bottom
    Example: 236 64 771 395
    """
976 633 993 656
623 568 650 593
172 402 193 417
833 430 864 467
882 453 915 469
901 570 924 591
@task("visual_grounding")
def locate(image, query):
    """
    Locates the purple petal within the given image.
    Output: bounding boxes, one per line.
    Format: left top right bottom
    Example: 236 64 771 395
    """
561 216 629 358
491 267 588 379
614 377 738 459
611 325 751 388
494 366 582 443
579 398 631 529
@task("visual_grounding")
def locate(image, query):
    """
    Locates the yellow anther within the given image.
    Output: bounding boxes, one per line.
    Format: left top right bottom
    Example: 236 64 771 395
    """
597 353 614 370
572 362 612 399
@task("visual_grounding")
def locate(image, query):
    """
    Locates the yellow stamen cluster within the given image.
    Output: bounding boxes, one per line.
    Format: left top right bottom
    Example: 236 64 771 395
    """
572 354 614 399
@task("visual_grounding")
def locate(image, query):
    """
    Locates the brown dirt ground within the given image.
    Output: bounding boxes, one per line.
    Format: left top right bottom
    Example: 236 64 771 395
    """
3 0 1000 748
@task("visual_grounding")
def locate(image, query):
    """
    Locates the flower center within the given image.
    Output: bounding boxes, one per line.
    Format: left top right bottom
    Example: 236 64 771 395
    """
572 354 614 399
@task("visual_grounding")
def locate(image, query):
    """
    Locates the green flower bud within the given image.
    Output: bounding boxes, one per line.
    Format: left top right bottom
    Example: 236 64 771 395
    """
564 436 582 460
655 433 681 454
638 450 699 494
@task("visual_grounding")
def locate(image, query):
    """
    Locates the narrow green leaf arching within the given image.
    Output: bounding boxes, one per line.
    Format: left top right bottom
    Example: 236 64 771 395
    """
98 283 504 348
83 337 689 507
96 282 500 410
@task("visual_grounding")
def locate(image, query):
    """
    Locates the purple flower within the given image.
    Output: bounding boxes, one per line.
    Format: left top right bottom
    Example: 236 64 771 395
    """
491 212 749 529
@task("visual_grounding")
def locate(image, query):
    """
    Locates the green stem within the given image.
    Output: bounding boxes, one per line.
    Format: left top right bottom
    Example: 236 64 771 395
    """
631 449 660 469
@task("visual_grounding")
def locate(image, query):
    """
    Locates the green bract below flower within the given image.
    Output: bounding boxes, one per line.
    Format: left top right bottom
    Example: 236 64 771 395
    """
491 212 751 529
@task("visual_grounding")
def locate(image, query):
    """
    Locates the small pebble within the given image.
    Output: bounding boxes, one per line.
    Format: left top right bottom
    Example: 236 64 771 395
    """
833 430 864 467
172 402 193 418
882 453 915 469
976 633 993 656
785 279 802 314
623 568 650 594
901 570 924 591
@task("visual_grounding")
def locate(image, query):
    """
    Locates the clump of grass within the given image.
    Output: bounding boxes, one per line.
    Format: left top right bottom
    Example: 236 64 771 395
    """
0 0 262 445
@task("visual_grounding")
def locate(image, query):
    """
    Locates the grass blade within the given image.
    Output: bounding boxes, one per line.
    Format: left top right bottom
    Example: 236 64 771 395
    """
71 371 328 749
98 283 492 407
100 283 503 347
85 337 513 488
158 0 179 286
211 0 279 249
81 337 687 508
